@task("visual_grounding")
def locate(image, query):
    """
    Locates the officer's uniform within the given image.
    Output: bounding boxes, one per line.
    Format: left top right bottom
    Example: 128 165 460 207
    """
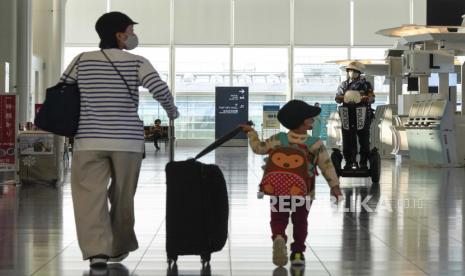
336 77 374 168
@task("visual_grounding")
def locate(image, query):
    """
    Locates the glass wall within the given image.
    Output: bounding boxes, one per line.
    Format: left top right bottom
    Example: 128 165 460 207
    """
175 95 215 139
174 48 230 139
133 47 171 125
351 48 387 60
64 45 393 139
233 48 288 134
249 95 287 133
233 48 288 93
131 47 170 83
138 92 169 127
294 48 348 95
175 48 230 92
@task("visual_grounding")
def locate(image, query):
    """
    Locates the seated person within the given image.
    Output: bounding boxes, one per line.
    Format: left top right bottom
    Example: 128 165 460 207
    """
151 119 163 150
143 126 152 140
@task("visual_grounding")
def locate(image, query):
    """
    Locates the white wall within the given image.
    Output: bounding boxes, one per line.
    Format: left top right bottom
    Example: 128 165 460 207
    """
65 0 106 45
235 0 290 45
412 0 427 25
113 0 171 44
294 0 350 46
174 0 230 44
353 0 410 45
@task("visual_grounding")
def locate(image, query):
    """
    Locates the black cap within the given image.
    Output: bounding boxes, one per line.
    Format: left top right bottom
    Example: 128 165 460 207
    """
95 12 138 49
277 100 321 130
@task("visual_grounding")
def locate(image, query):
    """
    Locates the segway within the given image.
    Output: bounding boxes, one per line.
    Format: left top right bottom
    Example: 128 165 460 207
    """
331 147 380 183
331 91 381 183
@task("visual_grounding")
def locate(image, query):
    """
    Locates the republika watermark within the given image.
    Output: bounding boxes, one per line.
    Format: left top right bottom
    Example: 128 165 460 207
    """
270 195 425 213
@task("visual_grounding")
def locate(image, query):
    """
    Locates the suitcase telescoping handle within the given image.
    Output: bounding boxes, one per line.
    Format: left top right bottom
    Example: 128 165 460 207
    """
168 120 253 162
194 120 254 160
169 119 175 162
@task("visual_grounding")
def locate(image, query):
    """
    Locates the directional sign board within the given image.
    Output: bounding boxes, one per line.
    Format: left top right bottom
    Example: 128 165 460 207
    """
215 87 249 146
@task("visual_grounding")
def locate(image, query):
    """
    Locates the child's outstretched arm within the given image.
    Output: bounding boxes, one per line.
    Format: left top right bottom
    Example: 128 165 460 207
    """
239 124 280 155
313 142 343 200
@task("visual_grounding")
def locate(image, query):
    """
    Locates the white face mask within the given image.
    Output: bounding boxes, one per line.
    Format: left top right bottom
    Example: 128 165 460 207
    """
124 34 138 50
348 71 360 79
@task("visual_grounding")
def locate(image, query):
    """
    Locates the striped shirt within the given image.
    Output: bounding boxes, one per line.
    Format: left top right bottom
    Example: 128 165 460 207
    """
60 49 177 153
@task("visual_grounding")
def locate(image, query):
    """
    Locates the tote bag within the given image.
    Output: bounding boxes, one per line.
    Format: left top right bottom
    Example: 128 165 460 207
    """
34 54 83 137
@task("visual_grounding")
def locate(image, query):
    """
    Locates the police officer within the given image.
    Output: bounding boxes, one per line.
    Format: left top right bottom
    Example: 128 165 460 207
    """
335 61 375 169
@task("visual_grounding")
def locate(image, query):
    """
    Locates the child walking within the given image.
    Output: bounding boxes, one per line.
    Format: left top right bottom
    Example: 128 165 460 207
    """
240 100 342 267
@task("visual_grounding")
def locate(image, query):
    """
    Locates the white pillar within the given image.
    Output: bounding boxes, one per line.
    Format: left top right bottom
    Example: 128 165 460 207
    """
288 46 294 101
288 0 294 101
389 80 395 104
438 72 449 100
0 0 17 94
0 63 9 92
389 77 403 105
388 57 403 105
16 0 32 123
419 76 428 94
462 62 465 115
395 77 403 104
48 0 66 87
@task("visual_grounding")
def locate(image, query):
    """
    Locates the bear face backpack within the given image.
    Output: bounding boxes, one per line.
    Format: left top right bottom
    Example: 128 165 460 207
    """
259 132 319 196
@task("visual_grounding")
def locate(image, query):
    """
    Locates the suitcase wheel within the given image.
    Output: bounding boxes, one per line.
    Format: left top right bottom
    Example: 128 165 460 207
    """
201 253 211 265
201 262 211 275
167 254 178 266
167 262 178 275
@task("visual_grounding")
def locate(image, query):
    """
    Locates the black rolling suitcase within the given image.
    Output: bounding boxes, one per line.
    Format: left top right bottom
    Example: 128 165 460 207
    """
165 120 252 267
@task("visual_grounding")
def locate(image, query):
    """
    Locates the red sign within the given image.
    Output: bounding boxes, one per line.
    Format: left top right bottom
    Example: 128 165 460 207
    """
0 94 16 171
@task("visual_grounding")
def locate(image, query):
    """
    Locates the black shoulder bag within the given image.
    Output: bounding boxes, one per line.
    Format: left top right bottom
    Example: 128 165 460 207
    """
34 53 83 137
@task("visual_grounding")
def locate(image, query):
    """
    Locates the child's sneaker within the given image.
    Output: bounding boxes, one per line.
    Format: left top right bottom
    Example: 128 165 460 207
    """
272 235 288 266
290 252 305 266
290 265 305 276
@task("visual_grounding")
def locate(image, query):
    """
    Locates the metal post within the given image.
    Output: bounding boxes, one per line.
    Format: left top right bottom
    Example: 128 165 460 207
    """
169 119 175 162
462 61 465 115
168 0 175 162
288 0 294 100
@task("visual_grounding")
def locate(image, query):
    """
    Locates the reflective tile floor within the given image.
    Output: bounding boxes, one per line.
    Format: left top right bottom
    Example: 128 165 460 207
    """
1 146 465 276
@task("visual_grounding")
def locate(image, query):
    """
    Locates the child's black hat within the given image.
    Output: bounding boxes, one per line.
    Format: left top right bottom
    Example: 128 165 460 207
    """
277 100 321 130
